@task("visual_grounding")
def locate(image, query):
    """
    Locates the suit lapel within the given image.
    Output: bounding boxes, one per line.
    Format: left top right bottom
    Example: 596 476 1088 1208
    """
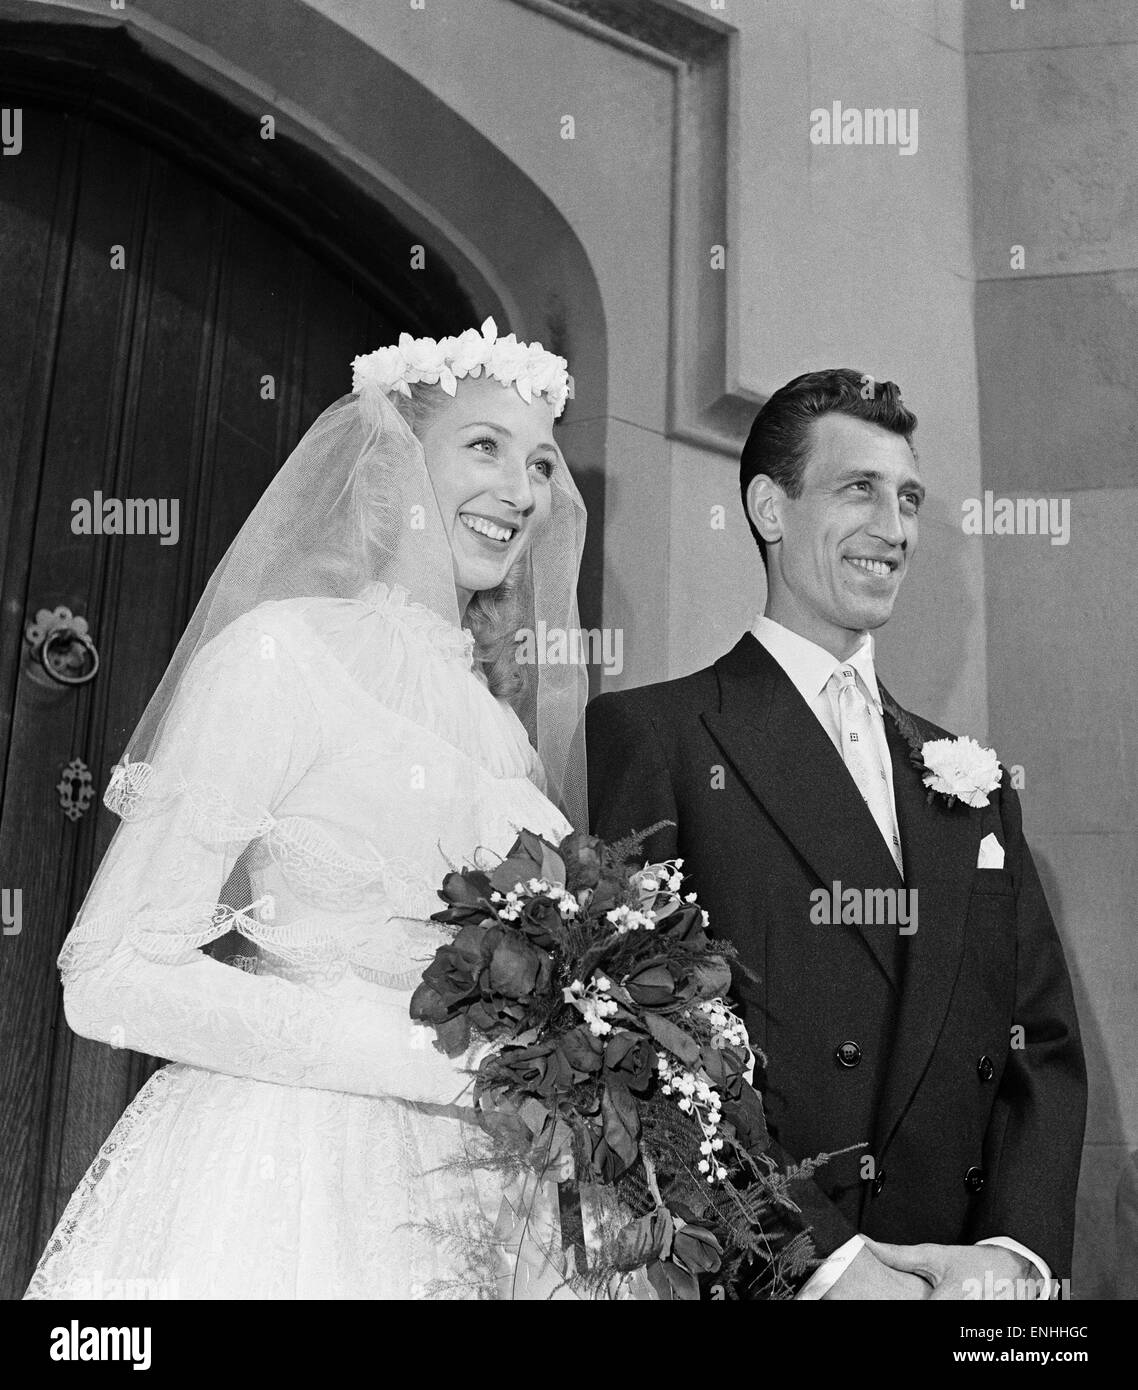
872 684 980 1152
701 635 905 989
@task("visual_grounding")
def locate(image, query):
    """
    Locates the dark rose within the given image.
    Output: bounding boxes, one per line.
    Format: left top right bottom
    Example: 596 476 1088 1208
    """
558 1024 605 1076
431 869 496 927
486 931 553 1002
671 1225 723 1277
700 1041 748 1101
603 1031 655 1093
624 959 681 1009
467 994 529 1035
519 895 563 950
557 831 603 892
410 921 492 1021
491 1039 576 1098
408 980 449 1027
656 902 706 944
488 829 550 894
439 868 493 907
429 1012 472 1058
587 871 625 915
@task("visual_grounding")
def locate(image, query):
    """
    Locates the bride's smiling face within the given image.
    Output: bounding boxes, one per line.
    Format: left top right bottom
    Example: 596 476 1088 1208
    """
416 376 560 609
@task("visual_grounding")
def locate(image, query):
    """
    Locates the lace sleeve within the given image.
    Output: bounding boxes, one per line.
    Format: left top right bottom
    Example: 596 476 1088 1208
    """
59 609 477 1106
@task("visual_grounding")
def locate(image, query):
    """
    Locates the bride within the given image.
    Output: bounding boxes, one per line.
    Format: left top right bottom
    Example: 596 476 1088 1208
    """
24 318 607 1300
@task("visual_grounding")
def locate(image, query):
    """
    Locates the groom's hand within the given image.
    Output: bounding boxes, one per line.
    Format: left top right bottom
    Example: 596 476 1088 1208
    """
820 1245 932 1299
864 1238 1034 1300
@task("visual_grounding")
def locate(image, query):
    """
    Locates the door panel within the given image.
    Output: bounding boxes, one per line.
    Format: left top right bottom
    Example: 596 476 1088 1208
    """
0 101 467 1296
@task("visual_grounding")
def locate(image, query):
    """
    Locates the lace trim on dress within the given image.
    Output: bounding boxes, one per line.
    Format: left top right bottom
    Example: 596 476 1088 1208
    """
59 910 452 1007
105 762 426 907
107 760 272 843
267 817 422 907
57 898 449 992
22 1066 185 1300
87 758 563 986
68 763 455 987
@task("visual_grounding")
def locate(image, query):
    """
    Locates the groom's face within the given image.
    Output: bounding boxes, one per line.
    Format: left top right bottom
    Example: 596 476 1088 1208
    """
766 413 923 650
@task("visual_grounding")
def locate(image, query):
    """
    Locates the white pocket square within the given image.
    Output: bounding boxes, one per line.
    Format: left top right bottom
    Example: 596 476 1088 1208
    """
977 832 1005 869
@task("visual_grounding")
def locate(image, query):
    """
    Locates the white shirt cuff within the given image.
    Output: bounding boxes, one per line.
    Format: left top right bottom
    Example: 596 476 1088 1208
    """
976 1236 1054 1299
795 1234 865 1299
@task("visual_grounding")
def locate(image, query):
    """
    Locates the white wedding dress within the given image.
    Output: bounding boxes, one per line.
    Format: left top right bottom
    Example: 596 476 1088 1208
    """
24 582 574 1300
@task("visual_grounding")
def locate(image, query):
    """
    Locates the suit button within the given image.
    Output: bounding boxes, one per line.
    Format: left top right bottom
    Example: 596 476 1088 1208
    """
835 1041 861 1068
964 1165 985 1193
977 1055 994 1083
872 1170 886 1196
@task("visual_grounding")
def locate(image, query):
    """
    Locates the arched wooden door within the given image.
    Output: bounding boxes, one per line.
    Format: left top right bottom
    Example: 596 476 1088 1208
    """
0 97 473 1297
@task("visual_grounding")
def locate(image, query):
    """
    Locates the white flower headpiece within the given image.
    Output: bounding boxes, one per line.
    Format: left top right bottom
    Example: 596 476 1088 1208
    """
351 317 571 418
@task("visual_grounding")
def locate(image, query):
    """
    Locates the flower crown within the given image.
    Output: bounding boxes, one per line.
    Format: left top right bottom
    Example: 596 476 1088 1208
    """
351 317 571 418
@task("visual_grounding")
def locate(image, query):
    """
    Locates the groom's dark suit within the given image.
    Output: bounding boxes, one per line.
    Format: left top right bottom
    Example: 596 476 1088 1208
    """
587 633 1086 1284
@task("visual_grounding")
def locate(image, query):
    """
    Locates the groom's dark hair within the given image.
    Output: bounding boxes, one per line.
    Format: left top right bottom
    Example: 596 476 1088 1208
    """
740 368 918 565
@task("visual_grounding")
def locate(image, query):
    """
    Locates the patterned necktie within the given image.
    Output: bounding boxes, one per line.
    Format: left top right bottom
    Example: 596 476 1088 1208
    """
830 665 904 875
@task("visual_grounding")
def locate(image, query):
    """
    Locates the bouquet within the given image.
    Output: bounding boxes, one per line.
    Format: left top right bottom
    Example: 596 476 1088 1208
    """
410 825 833 1299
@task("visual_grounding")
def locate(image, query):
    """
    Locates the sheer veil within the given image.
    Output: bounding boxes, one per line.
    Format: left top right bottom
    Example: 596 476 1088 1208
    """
115 375 586 816
58 355 588 983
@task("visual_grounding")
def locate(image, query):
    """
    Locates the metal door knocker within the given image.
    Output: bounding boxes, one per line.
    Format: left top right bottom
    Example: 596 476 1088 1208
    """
57 758 95 821
24 606 100 685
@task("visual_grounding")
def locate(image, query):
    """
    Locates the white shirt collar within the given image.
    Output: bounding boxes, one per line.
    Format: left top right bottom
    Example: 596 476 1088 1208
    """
750 614 882 713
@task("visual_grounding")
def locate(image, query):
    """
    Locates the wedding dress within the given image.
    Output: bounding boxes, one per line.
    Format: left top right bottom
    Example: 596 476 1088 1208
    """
24 582 574 1299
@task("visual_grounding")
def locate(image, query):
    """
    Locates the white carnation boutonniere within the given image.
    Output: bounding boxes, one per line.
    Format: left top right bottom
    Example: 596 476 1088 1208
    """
881 692 1003 810
919 736 1002 809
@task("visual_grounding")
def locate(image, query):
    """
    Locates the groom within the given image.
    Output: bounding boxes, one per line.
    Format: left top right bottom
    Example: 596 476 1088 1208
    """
587 369 1086 1298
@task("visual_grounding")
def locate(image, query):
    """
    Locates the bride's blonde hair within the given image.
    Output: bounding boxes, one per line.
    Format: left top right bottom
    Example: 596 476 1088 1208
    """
393 382 528 705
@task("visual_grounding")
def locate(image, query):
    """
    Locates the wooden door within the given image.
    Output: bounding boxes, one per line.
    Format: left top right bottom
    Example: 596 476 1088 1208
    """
0 100 470 1297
